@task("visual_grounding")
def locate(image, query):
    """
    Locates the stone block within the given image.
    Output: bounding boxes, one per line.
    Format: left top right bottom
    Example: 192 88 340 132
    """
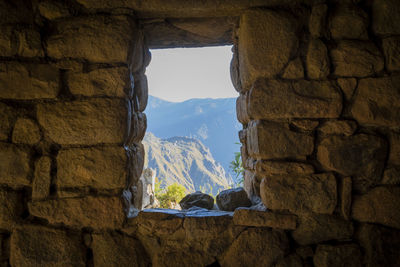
356 223 400 267
236 93 250 124
254 160 314 175
388 131 400 165
220 228 289 267
0 103 15 141
306 39 330 79
133 73 148 112
382 36 400 72
282 58 304 79
216 188 251 211
10 226 85 267
313 244 362 267
382 167 400 185
339 177 352 220
57 146 126 190
37 98 127 145
318 120 357 136
291 213 353 245
46 15 135 63
179 191 214 210
352 186 400 229
0 62 59 100
68 67 129 97
372 0 400 35
32 156 51 201
247 79 342 120
276 254 302 267
309 4 328 38
92 232 150 267
329 5 368 40
238 9 298 90
260 173 337 215
331 41 384 77
0 143 30 188
291 119 319 132
11 118 41 144
28 196 125 229
351 76 400 128
38 0 70 20
0 26 43 57
317 134 387 192
233 208 297 230
337 78 357 101
0 190 24 231
246 120 314 160
125 112 147 145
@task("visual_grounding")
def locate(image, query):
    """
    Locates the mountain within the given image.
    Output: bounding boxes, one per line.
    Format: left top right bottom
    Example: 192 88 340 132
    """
143 132 232 195
145 95 242 180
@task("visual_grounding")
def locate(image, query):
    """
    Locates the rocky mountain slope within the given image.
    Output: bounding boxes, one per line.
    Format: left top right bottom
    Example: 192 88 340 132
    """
145 95 241 179
143 132 232 195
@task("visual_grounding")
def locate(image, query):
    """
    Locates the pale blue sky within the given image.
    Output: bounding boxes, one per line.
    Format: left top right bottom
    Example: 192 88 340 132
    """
146 46 238 102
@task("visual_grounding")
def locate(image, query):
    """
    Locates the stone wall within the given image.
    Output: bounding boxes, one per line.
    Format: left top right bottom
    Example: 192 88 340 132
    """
0 0 399 266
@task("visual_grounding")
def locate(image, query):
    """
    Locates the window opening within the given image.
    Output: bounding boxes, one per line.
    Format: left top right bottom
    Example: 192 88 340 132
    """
141 46 241 210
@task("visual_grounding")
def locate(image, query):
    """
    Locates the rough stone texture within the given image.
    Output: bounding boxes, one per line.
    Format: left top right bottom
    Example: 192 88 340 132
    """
238 9 298 90
233 208 297 229
372 0 400 36
337 78 357 101
340 177 352 220
11 118 41 144
318 120 357 136
10 226 85 267
0 143 30 188
68 67 129 97
179 191 214 210
32 156 51 201
246 120 314 160
282 58 304 79
388 132 400 165
216 187 251 211
247 79 342 119
306 39 330 79
352 186 400 229
313 244 362 267
260 173 337 215
46 15 134 63
331 41 384 77
134 73 149 112
37 99 127 145
0 62 59 100
382 36 400 72
0 26 43 57
92 232 150 267
28 197 125 229
329 5 368 40
292 213 353 245
291 119 319 132
254 160 314 175
309 4 328 38
37 0 70 20
0 190 24 231
317 134 387 192
382 167 400 185
57 147 126 190
126 112 147 145
220 228 289 267
275 254 302 267
356 223 400 267
236 94 250 124
0 103 15 141
351 76 400 128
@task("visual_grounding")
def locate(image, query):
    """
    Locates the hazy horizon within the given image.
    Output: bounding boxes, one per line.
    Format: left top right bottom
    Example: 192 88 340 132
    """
146 46 238 102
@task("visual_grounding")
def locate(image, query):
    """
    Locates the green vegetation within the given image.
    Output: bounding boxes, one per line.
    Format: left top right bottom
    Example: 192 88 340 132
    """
230 143 244 187
155 180 187 209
